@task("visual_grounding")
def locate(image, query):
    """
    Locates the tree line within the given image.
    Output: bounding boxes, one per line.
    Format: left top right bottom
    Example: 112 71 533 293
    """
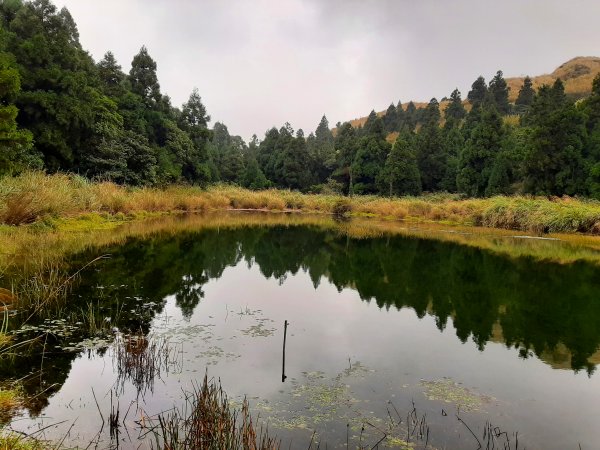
2 0 600 198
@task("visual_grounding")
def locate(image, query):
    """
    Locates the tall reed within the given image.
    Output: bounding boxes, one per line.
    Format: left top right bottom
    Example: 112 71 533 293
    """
146 374 279 450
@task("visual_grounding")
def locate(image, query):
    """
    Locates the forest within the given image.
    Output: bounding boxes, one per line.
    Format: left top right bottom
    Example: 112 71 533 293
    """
2 0 600 199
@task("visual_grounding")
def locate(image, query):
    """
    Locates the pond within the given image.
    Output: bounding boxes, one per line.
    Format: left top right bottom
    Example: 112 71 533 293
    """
2 212 600 449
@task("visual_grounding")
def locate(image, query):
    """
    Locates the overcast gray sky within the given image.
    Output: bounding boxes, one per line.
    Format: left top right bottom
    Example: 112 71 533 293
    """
54 0 600 139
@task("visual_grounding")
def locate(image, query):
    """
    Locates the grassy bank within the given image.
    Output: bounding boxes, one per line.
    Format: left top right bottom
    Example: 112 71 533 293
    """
3 172 600 234
3 172 600 321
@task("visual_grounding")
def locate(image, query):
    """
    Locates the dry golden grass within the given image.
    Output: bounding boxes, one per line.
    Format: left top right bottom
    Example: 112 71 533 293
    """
4 172 600 236
3 173 600 276
506 56 600 101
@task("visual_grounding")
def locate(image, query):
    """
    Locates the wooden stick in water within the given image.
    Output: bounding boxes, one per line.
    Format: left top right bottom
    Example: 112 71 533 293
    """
282 320 288 382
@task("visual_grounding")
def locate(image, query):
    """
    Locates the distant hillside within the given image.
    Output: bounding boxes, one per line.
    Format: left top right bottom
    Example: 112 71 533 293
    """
344 56 600 130
506 56 600 101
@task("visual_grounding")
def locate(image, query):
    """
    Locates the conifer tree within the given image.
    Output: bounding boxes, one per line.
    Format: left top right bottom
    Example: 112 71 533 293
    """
457 103 504 196
523 80 587 195
0 51 38 175
381 128 421 196
515 76 535 114
488 70 510 114
583 75 600 197
440 125 464 192
396 100 406 130
467 76 487 108
444 88 466 126
129 46 162 108
97 51 126 98
362 110 379 135
312 115 335 182
333 122 358 194
383 103 398 133
404 102 417 131
417 99 447 191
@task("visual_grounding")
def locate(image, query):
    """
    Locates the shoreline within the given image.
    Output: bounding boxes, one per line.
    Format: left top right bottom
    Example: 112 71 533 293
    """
3 172 600 236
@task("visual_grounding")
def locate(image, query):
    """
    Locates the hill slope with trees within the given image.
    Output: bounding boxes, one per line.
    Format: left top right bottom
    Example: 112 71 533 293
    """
2 0 600 200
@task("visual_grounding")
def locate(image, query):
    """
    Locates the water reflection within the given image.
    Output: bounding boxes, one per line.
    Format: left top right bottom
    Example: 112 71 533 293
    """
2 218 600 447
64 225 600 373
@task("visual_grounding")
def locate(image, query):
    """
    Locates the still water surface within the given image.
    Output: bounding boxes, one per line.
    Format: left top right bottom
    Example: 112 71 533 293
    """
5 215 600 449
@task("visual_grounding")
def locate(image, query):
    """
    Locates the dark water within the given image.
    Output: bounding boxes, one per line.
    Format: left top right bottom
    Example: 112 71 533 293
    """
4 218 600 449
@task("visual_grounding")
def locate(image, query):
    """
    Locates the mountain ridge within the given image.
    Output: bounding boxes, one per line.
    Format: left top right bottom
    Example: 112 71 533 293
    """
344 56 600 130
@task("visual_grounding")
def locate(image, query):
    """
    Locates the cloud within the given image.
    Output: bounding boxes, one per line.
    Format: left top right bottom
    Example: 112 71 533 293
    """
54 0 600 139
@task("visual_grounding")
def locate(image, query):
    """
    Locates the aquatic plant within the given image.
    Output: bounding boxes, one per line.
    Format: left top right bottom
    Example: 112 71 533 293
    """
114 332 180 397
144 374 279 450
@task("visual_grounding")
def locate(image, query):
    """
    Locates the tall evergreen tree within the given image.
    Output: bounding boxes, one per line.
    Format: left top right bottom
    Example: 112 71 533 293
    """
515 76 535 114
97 51 126 98
457 103 504 197
417 99 447 191
523 80 587 195
177 88 211 183
333 122 358 194
280 128 312 189
242 135 269 189
383 103 398 133
396 100 406 130
0 50 38 175
440 125 464 192
488 70 510 114
311 115 335 183
362 110 379 135
444 88 466 127
352 116 389 194
6 0 103 170
129 46 162 108
583 75 600 197
380 128 421 196
467 76 487 108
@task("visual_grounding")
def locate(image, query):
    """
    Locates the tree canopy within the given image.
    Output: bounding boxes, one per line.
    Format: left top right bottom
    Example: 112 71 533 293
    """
2 0 600 200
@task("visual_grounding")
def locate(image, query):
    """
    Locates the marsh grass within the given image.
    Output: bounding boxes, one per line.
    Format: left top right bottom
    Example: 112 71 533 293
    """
114 332 180 397
2 182 600 346
0 432 46 450
13 263 73 318
145 374 279 450
0 379 23 423
4 172 600 235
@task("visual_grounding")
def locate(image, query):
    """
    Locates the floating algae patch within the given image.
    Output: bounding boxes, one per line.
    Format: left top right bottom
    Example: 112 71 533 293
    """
58 336 113 352
197 345 240 365
251 363 379 437
16 318 80 339
155 323 215 343
339 360 375 379
226 307 276 337
386 437 416 449
420 378 493 411
240 318 275 337
13 318 115 352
